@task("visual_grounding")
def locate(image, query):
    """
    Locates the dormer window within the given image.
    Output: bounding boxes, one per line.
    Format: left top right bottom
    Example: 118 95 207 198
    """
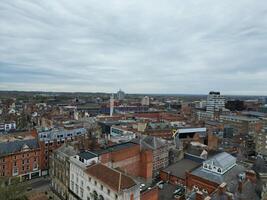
217 168 222 173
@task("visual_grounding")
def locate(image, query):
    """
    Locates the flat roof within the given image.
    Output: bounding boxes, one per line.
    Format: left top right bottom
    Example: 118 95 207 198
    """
162 159 200 179
91 142 139 155
78 151 98 160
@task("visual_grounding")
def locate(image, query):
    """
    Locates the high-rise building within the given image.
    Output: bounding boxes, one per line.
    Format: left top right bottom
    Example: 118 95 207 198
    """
206 91 225 118
141 96 150 106
116 89 125 100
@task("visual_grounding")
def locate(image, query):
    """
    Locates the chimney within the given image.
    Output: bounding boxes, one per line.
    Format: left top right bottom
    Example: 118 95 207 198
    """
245 170 257 183
238 181 243 193
118 172 122 192
196 191 204 200
218 182 227 195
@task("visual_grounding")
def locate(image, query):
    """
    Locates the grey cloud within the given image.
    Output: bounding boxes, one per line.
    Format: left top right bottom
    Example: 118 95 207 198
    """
0 0 267 94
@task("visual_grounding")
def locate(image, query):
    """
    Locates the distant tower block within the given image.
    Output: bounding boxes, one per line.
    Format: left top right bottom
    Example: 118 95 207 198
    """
110 94 114 117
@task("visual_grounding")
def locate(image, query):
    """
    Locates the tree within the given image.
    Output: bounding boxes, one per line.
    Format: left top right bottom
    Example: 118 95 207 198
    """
0 177 28 200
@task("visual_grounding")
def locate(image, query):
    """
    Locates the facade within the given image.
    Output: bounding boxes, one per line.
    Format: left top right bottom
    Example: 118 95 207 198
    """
38 128 87 175
69 154 139 200
0 121 16 132
50 144 78 200
0 136 41 181
206 91 225 119
139 136 171 177
141 96 150 106
220 115 260 135
94 142 153 180
256 127 267 157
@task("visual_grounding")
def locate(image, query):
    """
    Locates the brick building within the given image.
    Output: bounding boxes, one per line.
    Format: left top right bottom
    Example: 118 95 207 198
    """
0 131 41 181
38 128 87 175
92 142 153 180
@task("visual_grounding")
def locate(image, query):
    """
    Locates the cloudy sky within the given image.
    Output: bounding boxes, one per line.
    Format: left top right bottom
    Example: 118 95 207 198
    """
0 0 267 95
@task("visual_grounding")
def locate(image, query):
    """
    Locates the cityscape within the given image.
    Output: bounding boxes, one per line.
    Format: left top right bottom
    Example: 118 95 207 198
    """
1 1 267 200
0 91 267 200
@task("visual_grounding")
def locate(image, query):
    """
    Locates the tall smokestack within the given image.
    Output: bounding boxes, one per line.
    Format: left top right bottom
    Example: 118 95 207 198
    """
110 94 114 117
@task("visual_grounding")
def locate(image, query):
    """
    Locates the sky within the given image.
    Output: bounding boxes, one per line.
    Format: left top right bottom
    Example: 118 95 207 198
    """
0 0 267 95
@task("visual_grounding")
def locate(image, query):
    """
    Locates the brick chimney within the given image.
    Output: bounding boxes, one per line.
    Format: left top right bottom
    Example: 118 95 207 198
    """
245 170 257 183
196 191 204 200
238 181 243 193
218 182 227 195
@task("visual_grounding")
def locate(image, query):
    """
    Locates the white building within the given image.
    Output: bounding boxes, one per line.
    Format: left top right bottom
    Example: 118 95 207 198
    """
206 91 225 119
69 152 140 200
141 96 150 106
0 121 16 132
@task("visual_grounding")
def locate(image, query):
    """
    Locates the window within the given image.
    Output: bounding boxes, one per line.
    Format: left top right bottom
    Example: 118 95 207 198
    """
115 194 118 199
80 187 84 198
107 189 110 195
99 195 104 200
101 185 103 191
94 181 97 186
88 177 91 182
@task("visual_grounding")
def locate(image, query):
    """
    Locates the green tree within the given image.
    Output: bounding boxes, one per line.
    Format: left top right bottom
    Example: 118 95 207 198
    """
0 177 28 200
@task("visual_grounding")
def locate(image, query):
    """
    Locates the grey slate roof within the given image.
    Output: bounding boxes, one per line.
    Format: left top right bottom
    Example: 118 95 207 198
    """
162 159 200 179
191 164 245 185
0 139 39 156
78 151 98 160
204 152 236 169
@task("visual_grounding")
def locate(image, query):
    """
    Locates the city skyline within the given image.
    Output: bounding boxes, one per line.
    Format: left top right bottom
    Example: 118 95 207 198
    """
1 0 267 95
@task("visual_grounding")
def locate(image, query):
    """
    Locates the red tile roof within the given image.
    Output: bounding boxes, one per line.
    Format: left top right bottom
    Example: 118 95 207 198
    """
85 163 136 192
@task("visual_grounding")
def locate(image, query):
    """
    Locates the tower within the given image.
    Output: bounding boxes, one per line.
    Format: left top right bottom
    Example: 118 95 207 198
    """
110 94 114 117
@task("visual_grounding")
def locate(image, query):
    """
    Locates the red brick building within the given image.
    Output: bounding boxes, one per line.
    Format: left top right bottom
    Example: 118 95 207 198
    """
0 131 41 181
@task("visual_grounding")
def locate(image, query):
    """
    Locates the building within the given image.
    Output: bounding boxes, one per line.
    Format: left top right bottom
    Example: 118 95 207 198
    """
160 159 200 186
141 96 150 106
69 154 139 200
220 115 261 136
186 152 249 195
206 91 225 119
117 89 126 101
110 125 136 143
0 132 41 181
92 142 153 180
138 136 172 177
256 127 267 157
50 143 78 200
38 128 87 175
0 121 16 132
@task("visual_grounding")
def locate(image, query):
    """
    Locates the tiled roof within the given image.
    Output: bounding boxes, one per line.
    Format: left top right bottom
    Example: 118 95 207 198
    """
85 163 136 192
0 139 39 156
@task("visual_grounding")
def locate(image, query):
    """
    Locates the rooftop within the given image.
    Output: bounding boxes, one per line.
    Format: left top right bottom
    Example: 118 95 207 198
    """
78 151 98 160
191 164 245 185
0 138 39 156
162 159 200 179
85 163 136 192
